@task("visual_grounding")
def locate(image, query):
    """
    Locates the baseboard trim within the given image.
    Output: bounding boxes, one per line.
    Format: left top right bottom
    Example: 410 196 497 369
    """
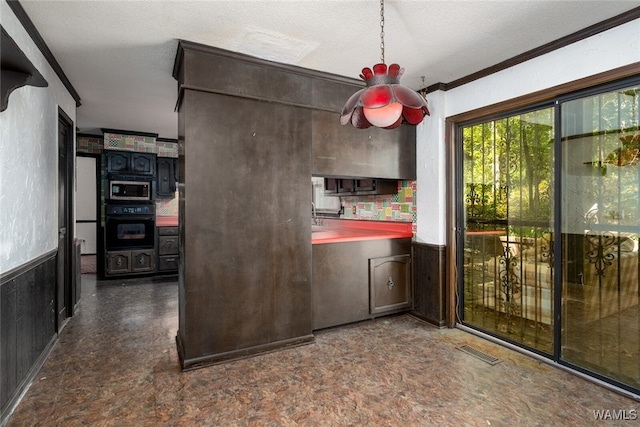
177 333 316 371
409 311 446 328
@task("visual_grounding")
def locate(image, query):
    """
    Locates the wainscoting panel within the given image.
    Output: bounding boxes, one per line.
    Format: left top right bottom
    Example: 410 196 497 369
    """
411 242 447 327
1 251 57 421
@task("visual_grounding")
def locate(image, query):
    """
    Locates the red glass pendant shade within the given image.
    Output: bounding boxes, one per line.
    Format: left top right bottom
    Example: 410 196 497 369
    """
340 63 430 129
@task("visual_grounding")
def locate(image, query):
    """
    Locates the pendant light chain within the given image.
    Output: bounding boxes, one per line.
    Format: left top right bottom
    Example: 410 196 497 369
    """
379 0 385 64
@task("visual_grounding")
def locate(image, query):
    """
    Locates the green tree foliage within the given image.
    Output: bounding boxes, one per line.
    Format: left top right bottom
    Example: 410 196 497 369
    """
462 108 554 230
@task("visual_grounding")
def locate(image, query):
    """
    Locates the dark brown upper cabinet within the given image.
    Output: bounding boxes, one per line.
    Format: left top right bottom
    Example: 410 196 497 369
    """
157 157 177 196
311 110 416 180
106 150 156 176
324 178 398 196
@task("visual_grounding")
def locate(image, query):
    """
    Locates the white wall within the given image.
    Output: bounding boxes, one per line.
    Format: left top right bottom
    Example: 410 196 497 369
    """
0 2 77 273
415 19 640 245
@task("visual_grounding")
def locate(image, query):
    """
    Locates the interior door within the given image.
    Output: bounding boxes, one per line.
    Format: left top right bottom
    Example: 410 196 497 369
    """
57 109 74 329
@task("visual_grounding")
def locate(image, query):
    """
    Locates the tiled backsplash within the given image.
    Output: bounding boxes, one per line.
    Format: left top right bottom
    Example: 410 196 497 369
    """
103 131 156 152
76 135 103 154
156 191 179 216
340 180 417 234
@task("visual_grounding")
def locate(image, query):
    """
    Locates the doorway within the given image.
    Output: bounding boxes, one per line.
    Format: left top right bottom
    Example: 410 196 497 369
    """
457 79 639 394
57 108 74 330
76 154 99 274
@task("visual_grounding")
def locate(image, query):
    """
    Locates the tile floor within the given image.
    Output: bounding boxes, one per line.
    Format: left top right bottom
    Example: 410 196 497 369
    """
5 274 638 426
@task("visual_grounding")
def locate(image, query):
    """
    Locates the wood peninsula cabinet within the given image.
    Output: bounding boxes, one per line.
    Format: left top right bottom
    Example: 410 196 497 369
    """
173 41 416 370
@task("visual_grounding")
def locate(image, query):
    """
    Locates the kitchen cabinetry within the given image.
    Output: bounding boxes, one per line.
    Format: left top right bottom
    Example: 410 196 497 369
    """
369 254 411 315
173 40 417 369
312 109 416 179
312 237 411 330
324 178 338 195
157 226 179 272
157 157 178 196
106 249 155 276
106 150 156 176
175 56 314 368
324 178 398 196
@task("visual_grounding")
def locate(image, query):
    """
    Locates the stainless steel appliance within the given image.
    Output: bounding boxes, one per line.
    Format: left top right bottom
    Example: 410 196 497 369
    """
108 179 153 201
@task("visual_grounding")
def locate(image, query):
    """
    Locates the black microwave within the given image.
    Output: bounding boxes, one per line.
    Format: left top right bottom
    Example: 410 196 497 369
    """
108 180 153 201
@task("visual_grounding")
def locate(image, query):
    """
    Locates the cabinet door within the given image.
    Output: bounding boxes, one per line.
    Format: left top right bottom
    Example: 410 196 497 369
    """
337 178 355 193
131 250 154 272
158 255 179 271
106 251 131 274
157 158 176 195
355 179 398 195
106 151 130 174
369 254 411 314
158 226 179 236
324 177 338 195
158 235 179 255
312 109 416 179
131 153 155 175
355 179 375 192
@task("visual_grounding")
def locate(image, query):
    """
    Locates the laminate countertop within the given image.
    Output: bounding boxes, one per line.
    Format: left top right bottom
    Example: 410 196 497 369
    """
156 216 178 227
312 219 413 245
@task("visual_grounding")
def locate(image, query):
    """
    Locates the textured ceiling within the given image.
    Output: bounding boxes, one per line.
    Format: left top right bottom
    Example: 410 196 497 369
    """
17 0 640 139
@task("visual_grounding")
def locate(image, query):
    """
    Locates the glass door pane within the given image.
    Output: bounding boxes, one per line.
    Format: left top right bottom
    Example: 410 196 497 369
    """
460 107 555 354
560 85 640 389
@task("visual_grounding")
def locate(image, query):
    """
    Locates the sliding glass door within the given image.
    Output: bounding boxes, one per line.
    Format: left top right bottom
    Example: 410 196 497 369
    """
459 79 639 393
560 84 639 389
460 106 555 354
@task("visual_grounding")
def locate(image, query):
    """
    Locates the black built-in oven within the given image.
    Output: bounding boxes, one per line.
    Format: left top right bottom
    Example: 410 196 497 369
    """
105 204 155 251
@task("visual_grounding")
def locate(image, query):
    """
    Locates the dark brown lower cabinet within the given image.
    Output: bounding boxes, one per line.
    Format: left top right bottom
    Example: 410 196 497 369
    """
369 254 412 315
105 250 155 276
157 226 179 272
312 238 411 330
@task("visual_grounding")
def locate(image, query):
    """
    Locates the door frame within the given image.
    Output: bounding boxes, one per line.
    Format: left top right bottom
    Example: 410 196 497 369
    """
76 151 101 258
445 65 640 396
57 107 75 330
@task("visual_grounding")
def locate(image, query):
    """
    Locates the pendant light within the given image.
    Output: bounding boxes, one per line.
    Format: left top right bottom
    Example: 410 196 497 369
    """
340 0 430 129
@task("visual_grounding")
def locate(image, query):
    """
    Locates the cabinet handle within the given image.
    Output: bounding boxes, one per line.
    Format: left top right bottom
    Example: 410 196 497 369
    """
387 276 395 290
